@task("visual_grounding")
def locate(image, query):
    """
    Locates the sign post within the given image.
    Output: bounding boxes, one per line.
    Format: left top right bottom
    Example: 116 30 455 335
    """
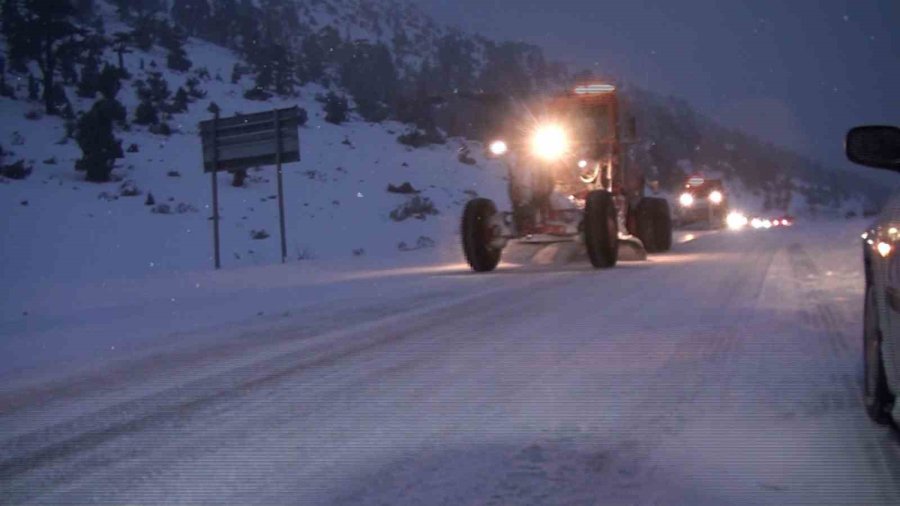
200 107 300 269
211 110 221 269
274 108 287 263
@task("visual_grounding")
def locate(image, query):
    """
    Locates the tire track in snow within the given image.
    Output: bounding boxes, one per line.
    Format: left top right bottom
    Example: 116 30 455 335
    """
787 242 900 503
0 273 580 502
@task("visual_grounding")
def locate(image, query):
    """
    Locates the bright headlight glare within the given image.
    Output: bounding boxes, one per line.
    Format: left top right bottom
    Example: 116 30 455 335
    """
679 193 694 207
709 190 723 204
877 241 893 258
532 125 568 160
726 211 747 230
751 218 763 229
489 140 508 156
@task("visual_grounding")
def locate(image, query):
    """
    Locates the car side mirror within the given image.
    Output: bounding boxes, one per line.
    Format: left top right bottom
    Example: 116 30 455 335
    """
846 125 900 170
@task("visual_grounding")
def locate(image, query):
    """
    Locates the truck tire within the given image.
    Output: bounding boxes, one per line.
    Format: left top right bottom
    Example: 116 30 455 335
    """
863 283 894 425
636 197 672 253
461 198 502 272
584 191 618 268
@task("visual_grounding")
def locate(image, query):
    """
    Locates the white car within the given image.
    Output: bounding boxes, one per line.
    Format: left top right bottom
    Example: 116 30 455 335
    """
847 125 900 425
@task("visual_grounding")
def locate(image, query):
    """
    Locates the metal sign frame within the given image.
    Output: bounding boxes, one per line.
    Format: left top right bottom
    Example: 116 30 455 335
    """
199 107 300 269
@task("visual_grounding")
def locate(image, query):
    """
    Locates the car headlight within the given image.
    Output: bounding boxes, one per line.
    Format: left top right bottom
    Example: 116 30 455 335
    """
679 192 694 207
532 124 568 161
489 140 508 156
709 190 723 204
726 211 747 230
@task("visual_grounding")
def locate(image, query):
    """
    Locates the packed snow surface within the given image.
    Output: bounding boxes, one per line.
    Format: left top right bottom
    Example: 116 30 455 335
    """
2 219 900 505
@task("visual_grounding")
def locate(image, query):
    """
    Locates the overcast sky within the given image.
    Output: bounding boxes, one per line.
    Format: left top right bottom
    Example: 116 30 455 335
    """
411 0 899 168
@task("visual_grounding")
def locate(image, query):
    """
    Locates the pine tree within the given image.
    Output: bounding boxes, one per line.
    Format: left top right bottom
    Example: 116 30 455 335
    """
6 1 79 114
134 98 159 125
338 41 396 122
169 87 189 113
323 92 348 125
185 76 205 99
27 74 39 101
97 63 122 99
76 55 100 98
0 57 13 97
171 0 210 36
161 24 191 72
136 71 170 103
76 100 123 182
296 33 325 84
230 63 243 84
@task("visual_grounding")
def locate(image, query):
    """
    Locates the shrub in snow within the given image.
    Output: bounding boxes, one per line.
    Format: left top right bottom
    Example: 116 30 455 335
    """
145 193 155 206
457 146 476 165
352 248 366 257
119 180 141 197
323 92 349 124
149 122 173 136
186 77 206 100
243 87 271 101
167 170 181 177
389 196 439 221
24 109 42 120
43 157 56 165
0 160 33 180
175 202 197 214
250 229 270 240
75 101 123 182
126 143 139 153
232 169 247 187
151 204 171 214
387 182 419 194
397 128 445 148
11 131 25 146
398 236 436 251
230 63 244 84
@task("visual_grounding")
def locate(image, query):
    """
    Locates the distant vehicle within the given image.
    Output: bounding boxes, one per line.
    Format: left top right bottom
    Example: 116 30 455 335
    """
846 125 900 425
675 175 729 228
774 215 795 227
460 83 672 272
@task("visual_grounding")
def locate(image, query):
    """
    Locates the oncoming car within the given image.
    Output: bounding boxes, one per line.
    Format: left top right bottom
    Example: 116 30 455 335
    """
460 83 673 272
847 125 900 425
676 175 729 228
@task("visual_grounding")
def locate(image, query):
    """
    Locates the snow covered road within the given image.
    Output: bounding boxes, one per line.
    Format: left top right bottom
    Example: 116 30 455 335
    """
2 221 900 505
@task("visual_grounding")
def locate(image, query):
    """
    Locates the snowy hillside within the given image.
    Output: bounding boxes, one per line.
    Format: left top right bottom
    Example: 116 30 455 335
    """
0 0 883 292
0 10 509 289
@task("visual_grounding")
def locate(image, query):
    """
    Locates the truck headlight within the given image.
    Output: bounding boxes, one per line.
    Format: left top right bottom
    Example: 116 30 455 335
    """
489 140 508 156
709 190 723 204
679 192 694 207
532 124 568 161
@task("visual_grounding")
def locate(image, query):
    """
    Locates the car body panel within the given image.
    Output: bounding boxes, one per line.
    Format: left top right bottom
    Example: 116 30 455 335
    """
863 190 900 420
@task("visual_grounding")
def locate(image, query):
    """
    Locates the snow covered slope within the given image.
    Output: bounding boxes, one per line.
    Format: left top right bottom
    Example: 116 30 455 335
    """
0 31 509 290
